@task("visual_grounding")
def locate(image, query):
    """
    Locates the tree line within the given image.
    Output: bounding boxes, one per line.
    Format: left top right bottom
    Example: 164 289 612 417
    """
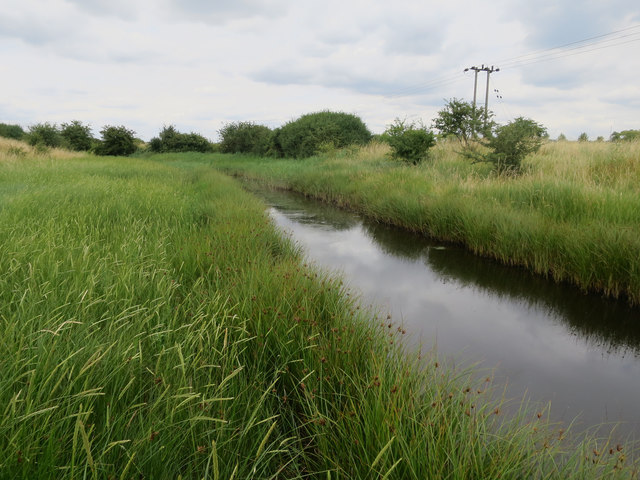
0 122 215 156
217 102 548 173
1 103 638 171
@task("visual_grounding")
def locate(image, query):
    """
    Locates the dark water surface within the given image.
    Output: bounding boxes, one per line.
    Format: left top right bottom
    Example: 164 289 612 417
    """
253 186 640 440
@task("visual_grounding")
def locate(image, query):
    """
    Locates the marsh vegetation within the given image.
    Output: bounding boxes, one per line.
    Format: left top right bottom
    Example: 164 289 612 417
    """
2 138 637 477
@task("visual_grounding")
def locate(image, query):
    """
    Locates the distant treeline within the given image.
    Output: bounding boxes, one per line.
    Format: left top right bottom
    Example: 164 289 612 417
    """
0 121 142 156
1 114 638 159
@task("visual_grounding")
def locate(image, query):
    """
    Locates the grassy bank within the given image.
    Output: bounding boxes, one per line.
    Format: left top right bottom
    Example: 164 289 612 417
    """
204 140 640 306
0 141 636 478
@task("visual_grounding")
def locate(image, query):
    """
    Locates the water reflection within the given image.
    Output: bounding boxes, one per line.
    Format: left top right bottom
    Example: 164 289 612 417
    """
249 185 640 438
364 221 640 359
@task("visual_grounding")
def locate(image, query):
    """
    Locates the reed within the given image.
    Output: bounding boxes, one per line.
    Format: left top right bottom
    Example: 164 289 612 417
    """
1 144 636 478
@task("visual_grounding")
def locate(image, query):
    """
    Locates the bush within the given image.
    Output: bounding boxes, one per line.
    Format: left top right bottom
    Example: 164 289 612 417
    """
94 125 137 156
0 123 25 140
276 111 372 158
578 132 589 142
61 120 94 151
149 125 213 153
218 122 272 156
26 122 63 148
485 117 547 173
382 118 435 165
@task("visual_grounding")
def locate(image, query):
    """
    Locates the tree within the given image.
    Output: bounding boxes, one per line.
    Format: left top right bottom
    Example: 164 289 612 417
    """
432 98 494 146
484 117 547 174
149 125 213 153
578 132 589 142
610 129 640 142
61 120 93 151
26 122 63 148
94 125 137 156
0 123 25 140
218 122 272 156
382 118 435 165
557 133 567 141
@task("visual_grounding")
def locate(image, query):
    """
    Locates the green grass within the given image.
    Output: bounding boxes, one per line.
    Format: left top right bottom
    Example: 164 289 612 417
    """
202 140 640 306
1 141 637 478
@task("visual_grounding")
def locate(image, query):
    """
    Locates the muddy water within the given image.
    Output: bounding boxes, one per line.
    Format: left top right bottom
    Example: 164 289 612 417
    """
254 186 640 440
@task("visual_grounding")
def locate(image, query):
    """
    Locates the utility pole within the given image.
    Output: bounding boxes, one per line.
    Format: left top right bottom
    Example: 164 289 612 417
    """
483 65 499 129
463 65 483 111
465 64 499 134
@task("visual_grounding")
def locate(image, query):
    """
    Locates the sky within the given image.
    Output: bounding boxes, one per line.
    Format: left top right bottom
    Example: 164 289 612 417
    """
1 0 639 141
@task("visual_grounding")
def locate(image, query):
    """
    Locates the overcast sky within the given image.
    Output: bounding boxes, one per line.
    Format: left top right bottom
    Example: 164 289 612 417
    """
1 0 639 141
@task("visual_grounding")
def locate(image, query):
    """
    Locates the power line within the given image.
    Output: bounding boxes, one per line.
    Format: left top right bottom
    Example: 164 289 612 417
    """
497 24 640 66
500 29 640 68
380 23 640 99
501 36 640 69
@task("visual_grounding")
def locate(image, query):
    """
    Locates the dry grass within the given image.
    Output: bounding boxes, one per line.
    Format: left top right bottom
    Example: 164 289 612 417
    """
0 137 85 163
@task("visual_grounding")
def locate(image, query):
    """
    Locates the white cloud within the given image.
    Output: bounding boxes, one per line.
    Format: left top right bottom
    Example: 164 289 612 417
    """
1 0 639 141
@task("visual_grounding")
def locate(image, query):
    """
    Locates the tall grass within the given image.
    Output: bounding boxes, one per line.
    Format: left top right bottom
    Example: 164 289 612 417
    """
1 144 637 478
205 140 640 305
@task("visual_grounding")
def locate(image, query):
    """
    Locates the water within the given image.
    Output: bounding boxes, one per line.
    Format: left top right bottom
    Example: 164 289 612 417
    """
252 186 640 440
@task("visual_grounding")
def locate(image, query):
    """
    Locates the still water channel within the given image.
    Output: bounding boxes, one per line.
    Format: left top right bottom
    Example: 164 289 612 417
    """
251 186 640 440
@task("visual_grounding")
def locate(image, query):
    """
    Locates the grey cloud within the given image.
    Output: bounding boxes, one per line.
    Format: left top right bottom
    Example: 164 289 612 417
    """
250 62 443 98
65 0 140 21
0 14 70 46
509 0 640 49
602 91 640 108
305 13 447 57
515 64 585 90
0 10 162 65
165 0 290 24
380 18 447 56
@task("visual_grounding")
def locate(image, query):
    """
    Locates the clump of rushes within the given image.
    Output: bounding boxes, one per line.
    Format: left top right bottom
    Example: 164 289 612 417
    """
207 140 640 306
0 145 636 478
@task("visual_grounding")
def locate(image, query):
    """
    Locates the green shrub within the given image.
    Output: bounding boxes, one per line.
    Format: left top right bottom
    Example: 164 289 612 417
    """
485 117 547 173
218 121 273 156
578 132 589 142
94 125 137 156
610 129 640 142
277 111 372 158
0 123 25 140
383 118 435 164
148 125 213 153
60 120 94 151
26 122 63 148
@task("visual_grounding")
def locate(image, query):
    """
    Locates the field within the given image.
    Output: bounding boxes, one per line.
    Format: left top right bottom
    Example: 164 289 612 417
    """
205 140 640 306
0 138 637 478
